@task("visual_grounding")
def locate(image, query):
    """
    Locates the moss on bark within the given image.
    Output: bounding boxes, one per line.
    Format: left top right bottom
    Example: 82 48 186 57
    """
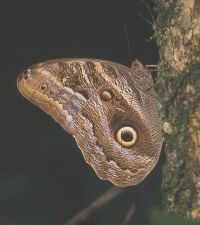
153 0 200 219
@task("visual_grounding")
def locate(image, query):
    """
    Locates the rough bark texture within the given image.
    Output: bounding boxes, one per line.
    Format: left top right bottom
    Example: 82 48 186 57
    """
153 0 200 219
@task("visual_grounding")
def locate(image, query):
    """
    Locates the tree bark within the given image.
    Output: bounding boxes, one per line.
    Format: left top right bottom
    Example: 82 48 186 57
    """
153 0 200 219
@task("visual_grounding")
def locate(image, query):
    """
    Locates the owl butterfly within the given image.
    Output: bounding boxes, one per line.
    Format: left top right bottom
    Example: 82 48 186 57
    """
17 58 163 187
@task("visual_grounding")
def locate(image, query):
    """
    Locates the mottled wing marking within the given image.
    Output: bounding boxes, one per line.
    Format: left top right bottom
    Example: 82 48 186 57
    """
43 60 124 131
17 58 163 187
130 60 158 98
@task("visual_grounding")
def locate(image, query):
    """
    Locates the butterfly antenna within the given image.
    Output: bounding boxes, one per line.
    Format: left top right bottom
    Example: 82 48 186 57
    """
124 24 133 64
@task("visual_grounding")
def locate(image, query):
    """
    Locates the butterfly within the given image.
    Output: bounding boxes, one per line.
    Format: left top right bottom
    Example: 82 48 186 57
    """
17 58 163 187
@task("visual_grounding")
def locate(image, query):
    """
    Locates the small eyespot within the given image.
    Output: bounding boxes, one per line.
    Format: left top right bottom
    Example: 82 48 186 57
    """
116 126 137 148
40 84 48 91
100 89 114 101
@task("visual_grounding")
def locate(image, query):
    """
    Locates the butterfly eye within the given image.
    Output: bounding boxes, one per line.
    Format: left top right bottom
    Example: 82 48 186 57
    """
116 126 137 147
100 89 114 101
40 84 48 91
23 69 31 80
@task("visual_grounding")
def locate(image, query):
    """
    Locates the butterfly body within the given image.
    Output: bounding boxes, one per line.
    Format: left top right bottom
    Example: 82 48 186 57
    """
17 58 163 187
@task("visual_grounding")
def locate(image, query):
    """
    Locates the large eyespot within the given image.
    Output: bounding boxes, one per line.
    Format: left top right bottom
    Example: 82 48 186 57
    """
100 89 114 101
40 83 48 91
116 126 137 147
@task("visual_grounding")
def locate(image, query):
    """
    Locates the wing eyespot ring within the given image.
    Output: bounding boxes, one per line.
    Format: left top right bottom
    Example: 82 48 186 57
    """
116 126 137 147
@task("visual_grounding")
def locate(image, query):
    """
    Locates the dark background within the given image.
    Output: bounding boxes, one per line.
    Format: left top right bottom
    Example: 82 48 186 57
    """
1 0 162 225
